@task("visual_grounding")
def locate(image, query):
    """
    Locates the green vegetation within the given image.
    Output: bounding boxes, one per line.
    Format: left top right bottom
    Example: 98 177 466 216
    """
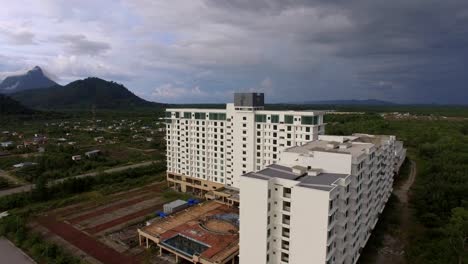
0 177 12 190
0 163 167 264
325 113 468 264
0 163 166 212
10 77 164 110
13 145 120 182
0 215 82 264
0 94 34 115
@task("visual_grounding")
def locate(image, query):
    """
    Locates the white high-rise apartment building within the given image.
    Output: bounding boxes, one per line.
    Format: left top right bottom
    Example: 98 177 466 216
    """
165 93 326 194
240 134 405 264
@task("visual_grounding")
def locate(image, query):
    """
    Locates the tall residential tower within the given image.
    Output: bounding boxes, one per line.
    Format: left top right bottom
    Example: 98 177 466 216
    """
165 93 326 194
240 134 405 264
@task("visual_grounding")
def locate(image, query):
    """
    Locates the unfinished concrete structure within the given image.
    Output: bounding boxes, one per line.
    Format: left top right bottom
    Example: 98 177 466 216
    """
138 201 239 264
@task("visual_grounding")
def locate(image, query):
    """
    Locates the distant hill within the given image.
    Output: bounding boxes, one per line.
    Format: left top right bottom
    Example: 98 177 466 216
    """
10 77 163 110
0 66 57 94
0 94 34 115
291 99 397 106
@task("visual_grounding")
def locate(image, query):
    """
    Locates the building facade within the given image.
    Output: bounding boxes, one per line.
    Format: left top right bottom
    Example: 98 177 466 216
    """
165 93 325 194
240 134 405 264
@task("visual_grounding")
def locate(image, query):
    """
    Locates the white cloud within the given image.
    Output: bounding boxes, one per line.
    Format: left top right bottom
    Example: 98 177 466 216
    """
152 83 207 100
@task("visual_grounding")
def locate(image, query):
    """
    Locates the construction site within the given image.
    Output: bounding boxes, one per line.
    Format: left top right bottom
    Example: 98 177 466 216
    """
31 181 241 264
138 200 239 264
32 182 179 264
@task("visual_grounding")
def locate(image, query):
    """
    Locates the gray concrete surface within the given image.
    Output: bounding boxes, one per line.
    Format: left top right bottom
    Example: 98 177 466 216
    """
0 237 35 264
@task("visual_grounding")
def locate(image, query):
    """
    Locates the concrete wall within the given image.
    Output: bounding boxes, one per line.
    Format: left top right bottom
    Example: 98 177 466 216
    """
239 176 270 264
290 186 330 264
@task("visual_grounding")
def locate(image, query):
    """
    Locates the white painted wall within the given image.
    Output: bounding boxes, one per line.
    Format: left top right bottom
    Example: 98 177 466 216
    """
290 186 330 264
239 176 270 264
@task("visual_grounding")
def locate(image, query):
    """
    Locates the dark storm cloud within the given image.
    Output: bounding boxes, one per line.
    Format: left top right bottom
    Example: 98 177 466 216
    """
204 0 468 104
56 34 111 56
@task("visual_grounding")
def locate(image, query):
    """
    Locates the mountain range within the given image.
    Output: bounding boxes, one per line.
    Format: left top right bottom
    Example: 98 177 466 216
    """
0 67 163 110
0 66 57 94
10 77 161 110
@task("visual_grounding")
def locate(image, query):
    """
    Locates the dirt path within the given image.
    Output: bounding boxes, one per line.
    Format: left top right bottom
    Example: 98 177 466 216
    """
374 160 417 264
0 169 26 185
394 160 417 204
37 216 139 264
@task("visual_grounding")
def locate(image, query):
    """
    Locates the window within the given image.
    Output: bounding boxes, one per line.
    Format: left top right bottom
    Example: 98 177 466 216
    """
209 113 226 120
271 115 279 123
282 240 290 250
301 116 314 125
243 116 247 121
282 214 291 225
283 188 291 198
255 114 267 122
195 112 206 119
284 115 294 124
183 112 191 118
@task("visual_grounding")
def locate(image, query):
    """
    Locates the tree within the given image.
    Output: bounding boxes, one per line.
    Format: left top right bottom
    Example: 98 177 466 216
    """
444 207 468 264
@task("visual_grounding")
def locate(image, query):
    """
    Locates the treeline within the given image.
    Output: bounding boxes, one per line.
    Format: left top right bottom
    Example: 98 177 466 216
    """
0 162 166 211
326 114 468 264
0 215 81 264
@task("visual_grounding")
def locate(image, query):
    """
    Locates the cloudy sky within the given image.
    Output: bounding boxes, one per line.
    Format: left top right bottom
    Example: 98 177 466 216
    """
1 0 468 104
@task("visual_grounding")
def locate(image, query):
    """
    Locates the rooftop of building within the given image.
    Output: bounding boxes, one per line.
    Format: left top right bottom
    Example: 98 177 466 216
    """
283 137 373 157
243 164 349 191
165 107 325 115
140 201 239 263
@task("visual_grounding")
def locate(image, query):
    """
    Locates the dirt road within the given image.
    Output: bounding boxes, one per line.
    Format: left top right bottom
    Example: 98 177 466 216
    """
374 160 417 264
0 161 155 198
0 169 25 185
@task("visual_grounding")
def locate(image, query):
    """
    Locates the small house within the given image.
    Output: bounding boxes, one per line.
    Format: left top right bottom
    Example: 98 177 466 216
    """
85 150 101 158
72 155 82 161
13 162 37 168
0 141 14 148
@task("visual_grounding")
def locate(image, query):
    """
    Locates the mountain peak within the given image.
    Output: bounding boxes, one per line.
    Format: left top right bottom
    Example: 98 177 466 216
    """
31 66 42 72
0 66 57 94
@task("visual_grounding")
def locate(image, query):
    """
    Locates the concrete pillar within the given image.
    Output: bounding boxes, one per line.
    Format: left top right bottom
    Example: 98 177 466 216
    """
146 238 149 248
139 234 142 246
159 247 162 256
175 255 179 263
